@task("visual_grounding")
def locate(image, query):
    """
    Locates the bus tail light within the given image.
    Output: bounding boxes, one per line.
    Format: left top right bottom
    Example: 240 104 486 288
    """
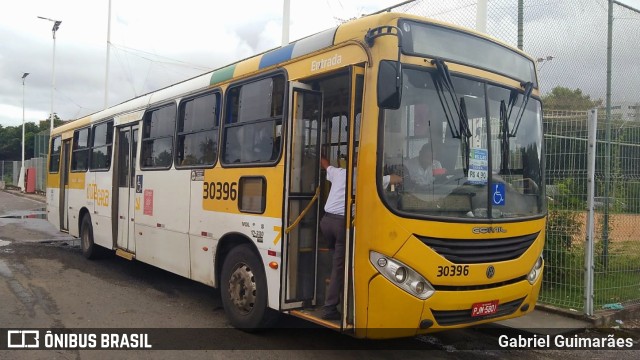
527 254 544 284
370 251 435 300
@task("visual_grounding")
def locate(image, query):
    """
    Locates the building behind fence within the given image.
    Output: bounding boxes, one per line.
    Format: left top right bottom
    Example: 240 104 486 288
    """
2 0 638 314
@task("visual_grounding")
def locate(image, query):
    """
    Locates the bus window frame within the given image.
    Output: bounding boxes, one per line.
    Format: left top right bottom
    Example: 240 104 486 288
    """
70 126 91 173
140 101 177 171
175 89 221 170
220 70 288 168
89 119 115 172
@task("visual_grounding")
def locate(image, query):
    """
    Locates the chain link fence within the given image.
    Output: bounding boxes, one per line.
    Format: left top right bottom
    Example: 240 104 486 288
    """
388 0 640 312
0 161 18 189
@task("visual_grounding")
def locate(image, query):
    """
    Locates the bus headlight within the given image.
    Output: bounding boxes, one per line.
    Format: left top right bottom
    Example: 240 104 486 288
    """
370 251 435 300
527 254 544 285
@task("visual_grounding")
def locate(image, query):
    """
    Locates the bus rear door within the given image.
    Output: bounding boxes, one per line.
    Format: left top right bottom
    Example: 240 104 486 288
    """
114 125 138 252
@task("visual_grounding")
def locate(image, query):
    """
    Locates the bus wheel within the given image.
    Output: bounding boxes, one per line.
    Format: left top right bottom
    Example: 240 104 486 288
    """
80 215 99 259
220 245 278 330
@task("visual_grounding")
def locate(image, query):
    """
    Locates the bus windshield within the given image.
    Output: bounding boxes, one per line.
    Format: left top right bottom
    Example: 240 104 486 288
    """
379 67 545 220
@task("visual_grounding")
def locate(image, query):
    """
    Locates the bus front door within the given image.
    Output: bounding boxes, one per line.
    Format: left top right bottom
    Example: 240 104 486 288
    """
281 83 323 310
115 125 138 252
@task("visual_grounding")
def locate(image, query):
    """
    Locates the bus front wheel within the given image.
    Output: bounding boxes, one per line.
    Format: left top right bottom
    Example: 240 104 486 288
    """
220 244 278 330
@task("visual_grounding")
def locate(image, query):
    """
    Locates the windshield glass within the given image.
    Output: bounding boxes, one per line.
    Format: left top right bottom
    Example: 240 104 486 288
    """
379 67 545 220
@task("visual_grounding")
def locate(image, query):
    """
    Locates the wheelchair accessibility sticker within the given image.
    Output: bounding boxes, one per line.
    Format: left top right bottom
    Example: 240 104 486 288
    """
492 183 505 206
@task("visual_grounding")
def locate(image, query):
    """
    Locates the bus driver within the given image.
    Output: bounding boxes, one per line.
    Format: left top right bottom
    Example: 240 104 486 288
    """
405 143 446 187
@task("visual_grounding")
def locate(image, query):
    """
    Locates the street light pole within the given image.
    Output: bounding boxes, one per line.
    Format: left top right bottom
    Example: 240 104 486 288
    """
20 73 30 192
37 16 62 132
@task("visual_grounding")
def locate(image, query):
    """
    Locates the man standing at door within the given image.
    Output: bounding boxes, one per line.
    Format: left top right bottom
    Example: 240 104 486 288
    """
319 155 347 320
319 155 402 320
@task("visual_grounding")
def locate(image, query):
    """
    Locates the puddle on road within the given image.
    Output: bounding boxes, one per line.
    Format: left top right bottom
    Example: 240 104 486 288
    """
0 208 47 220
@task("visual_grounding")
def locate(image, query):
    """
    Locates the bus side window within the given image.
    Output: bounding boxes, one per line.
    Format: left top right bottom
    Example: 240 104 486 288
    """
90 120 114 171
176 91 219 168
71 127 90 172
49 136 62 173
221 75 284 165
238 177 266 213
141 104 176 169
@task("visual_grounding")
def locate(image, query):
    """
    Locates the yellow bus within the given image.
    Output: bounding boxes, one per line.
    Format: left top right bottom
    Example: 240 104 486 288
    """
47 12 545 339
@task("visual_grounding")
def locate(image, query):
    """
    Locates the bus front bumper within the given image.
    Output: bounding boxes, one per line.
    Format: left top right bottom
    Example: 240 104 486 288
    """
364 270 542 339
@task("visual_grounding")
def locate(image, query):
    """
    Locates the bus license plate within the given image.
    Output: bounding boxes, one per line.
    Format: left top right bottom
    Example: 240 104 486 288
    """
471 300 499 317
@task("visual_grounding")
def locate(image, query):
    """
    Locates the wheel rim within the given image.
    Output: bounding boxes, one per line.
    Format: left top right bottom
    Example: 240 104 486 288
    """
227 262 257 315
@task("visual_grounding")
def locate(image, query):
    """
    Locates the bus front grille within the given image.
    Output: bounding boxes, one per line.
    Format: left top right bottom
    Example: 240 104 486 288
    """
431 297 525 326
417 233 539 264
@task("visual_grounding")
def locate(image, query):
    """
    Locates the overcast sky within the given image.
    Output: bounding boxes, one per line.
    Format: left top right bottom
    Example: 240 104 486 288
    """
0 0 403 128
1 0 639 128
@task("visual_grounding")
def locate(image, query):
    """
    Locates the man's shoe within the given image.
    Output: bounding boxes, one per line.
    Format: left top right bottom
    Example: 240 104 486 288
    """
321 309 340 320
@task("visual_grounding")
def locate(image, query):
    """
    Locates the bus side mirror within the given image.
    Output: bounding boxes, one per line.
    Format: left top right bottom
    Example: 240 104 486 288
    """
377 60 403 110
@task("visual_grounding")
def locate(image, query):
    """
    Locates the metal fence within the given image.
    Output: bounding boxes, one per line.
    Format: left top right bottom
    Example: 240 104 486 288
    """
544 109 640 312
0 161 18 188
1 130 49 193
0 158 47 193
386 0 640 313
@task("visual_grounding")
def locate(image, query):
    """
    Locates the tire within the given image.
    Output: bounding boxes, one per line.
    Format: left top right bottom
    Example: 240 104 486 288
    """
220 244 279 330
80 215 99 259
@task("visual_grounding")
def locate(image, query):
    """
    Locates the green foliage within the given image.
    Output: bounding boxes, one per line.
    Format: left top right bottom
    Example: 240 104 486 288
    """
542 86 602 110
0 115 64 161
544 178 582 287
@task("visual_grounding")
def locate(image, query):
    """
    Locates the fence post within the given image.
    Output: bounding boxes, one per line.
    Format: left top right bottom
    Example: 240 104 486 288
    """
584 108 598 316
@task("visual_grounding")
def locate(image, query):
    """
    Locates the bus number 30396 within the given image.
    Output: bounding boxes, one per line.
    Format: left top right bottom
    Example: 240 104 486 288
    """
203 181 238 201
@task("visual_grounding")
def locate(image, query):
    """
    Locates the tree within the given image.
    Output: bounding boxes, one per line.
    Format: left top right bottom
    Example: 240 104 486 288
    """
542 86 602 111
0 114 65 161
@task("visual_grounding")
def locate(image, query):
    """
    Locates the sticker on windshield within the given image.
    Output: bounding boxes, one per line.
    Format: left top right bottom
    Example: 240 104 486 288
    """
492 183 506 206
468 149 488 185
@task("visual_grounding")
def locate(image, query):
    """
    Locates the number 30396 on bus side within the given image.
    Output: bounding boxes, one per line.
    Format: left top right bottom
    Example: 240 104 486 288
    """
202 181 238 201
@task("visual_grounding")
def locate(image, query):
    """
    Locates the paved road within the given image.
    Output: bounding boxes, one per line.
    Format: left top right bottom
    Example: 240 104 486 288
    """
0 190 637 359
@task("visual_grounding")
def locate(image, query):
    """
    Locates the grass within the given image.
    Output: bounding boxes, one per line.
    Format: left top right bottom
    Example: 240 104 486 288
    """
540 240 640 310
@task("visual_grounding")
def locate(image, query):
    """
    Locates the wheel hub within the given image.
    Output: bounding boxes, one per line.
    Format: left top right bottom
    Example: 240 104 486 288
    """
228 263 257 314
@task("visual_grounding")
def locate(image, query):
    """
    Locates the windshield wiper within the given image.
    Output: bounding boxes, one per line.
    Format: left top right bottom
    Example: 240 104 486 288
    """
459 97 472 174
507 81 533 137
499 100 511 174
499 81 533 174
431 59 471 175
431 59 469 139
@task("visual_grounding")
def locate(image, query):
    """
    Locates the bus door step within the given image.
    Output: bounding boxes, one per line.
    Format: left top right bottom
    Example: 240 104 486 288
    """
115 249 135 260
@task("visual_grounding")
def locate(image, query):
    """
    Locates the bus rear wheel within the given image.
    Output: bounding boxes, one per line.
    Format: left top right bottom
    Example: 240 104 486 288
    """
220 244 278 330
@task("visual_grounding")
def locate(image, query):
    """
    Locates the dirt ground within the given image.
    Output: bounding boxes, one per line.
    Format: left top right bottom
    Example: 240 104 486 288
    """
562 212 640 244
